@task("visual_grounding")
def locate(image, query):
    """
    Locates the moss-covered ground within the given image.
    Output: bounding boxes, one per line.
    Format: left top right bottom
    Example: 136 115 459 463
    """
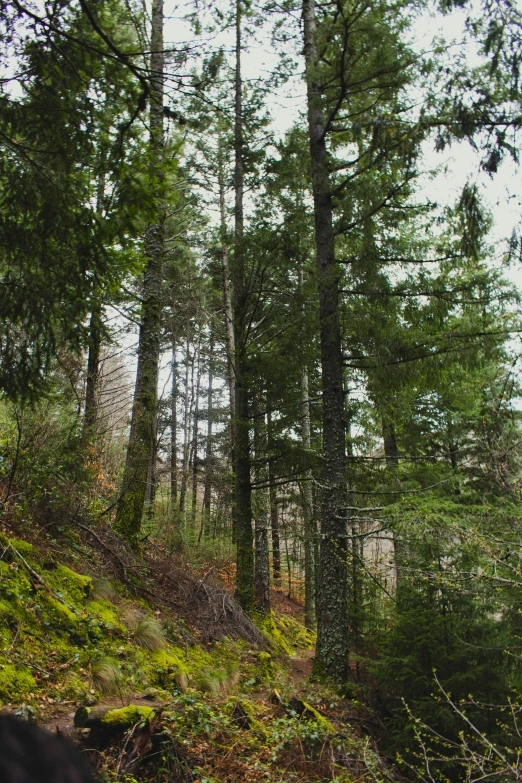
0 531 392 782
0 534 246 711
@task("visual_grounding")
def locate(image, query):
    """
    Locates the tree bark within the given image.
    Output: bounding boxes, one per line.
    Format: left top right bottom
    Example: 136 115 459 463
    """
267 411 281 588
253 397 271 614
302 0 350 682
382 414 399 468
202 332 214 524
233 0 254 612
114 0 164 548
190 349 201 526
82 170 105 444
218 135 237 543
83 305 102 442
218 138 236 440
170 339 178 504
381 412 406 598
179 322 191 523
300 365 316 629
145 418 158 520
298 265 316 629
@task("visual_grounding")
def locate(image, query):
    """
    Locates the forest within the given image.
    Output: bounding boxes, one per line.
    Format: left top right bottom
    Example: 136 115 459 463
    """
1 0 522 780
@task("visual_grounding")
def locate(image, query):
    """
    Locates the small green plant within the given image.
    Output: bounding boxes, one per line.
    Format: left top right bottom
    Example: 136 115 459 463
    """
92 577 118 602
120 606 144 630
133 617 166 651
90 659 121 695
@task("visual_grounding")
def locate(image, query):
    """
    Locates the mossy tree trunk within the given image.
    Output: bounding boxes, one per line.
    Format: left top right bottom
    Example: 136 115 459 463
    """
233 0 254 612
302 0 350 683
145 418 158 519
113 0 164 549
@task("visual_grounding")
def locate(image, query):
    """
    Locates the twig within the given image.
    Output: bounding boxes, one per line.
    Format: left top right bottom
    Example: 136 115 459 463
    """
7 622 20 653
72 519 128 580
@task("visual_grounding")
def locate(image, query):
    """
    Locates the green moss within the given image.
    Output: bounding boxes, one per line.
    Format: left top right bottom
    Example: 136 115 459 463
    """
150 647 188 670
0 560 33 594
101 705 154 727
276 615 316 650
46 596 78 625
254 612 293 655
141 686 172 703
143 647 188 689
0 664 37 704
257 651 274 680
0 535 38 559
141 642 243 695
0 599 17 621
46 565 92 606
86 600 124 630
63 672 88 700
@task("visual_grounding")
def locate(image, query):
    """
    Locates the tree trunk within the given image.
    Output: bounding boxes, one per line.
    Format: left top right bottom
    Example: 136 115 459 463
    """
233 0 254 612
218 136 237 544
298 265 316 629
191 349 201 527
267 411 281 588
179 322 191 523
170 339 178 504
83 305 102 442
302 0 349 682
312 477 320 606
145 421 158 520
300 366 316 629
253 398 271 614
202 332 214 525
114 0 164 548
382 414 399 468
82 170 105 444
218 138 236 443
381 413 406 599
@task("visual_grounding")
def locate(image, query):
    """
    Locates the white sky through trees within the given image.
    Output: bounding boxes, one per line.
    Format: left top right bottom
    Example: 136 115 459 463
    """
165 0 521 267
80 0 522 434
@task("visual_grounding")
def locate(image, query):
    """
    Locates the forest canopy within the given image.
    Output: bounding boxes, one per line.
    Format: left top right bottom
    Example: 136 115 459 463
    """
1 0 522 779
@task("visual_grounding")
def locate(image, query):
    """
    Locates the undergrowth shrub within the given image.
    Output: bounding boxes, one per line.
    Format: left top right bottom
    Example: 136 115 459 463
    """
372 495 522 780
90 659 122 695
133 617 167 651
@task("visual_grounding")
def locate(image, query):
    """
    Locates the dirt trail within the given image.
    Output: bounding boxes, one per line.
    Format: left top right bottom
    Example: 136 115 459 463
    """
289 648 315 683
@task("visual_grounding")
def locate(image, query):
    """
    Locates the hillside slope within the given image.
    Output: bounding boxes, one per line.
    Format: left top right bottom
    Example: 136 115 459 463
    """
0 528 394 782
